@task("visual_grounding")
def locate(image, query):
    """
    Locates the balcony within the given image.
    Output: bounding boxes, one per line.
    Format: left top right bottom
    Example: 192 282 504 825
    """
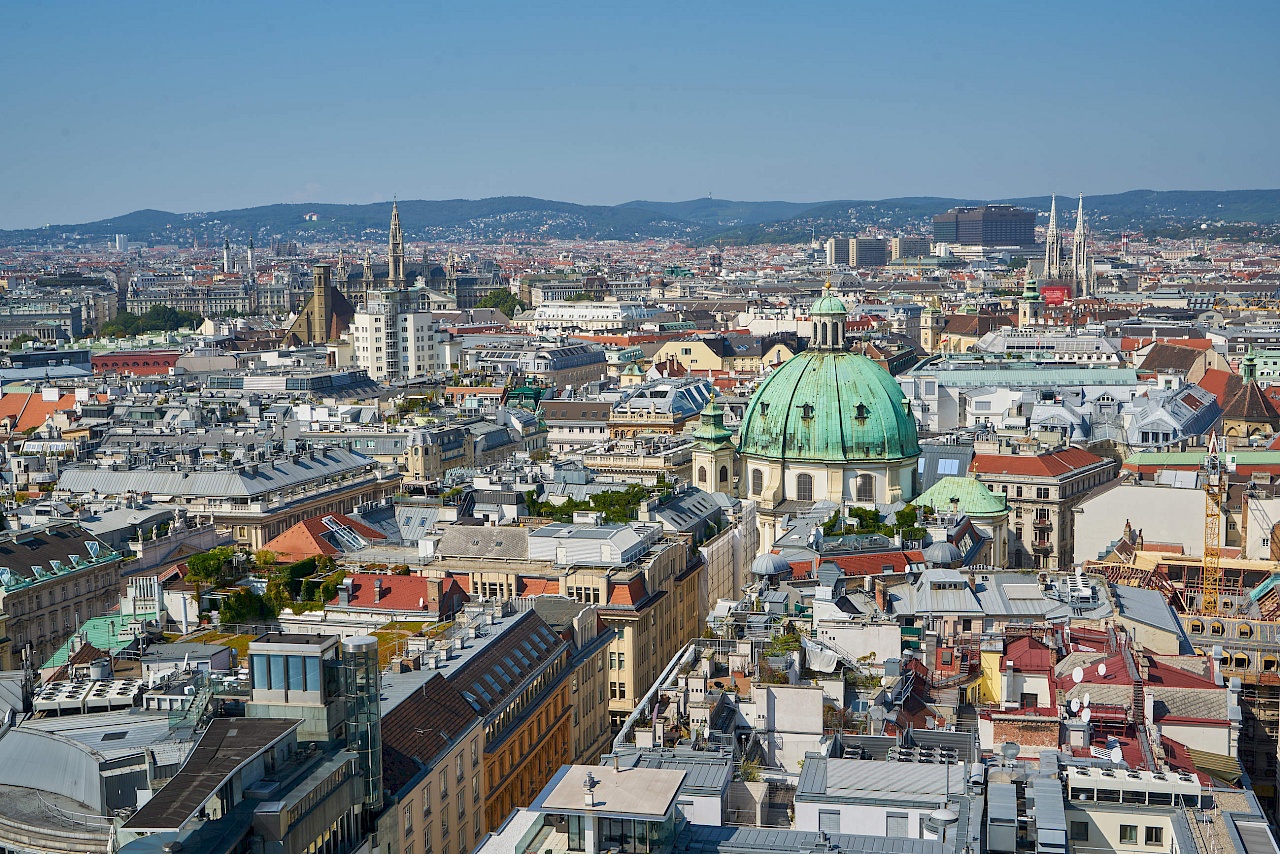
1032 541 1054 553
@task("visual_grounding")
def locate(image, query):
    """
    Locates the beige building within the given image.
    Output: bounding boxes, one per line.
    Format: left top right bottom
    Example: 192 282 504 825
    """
971 446 1116 569
651 335 794 374
428 522 703 730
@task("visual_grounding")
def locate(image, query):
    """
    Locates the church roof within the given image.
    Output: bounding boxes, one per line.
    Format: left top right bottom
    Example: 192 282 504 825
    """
738 351 919 464
914 476 1008 518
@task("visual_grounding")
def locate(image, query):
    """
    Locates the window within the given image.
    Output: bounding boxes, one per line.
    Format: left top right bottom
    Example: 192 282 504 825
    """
1036 487 1050 499
796 473 814 502
471 738 478 767
856 473 874 502
456 753 464 782
404 804 415 835
1145 827 1163 846
886 813 908 837
698 466 707 484
1120 825 1138 845
751 469 763 495
818 811 840 834
423 783 432 816
1016 486 1024 498
1070 822 1089 842
719 465 728 484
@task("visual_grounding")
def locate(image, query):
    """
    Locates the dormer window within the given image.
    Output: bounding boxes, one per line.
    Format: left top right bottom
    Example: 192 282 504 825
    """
801 403 814 419
760 402 769 417
855 403 869 421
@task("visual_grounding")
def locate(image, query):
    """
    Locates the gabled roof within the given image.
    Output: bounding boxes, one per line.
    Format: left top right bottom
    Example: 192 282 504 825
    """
1140 341 1206 373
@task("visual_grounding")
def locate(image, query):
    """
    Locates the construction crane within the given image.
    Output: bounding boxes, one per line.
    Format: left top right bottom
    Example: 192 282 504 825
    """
1202 433 1227 616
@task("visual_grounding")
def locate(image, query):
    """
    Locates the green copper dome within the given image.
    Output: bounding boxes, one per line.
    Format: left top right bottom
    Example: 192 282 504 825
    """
738 352 919 463
810 292 849 316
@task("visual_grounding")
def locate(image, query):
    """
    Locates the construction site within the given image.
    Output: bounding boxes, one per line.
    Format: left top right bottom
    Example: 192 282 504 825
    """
1089 436 1280 822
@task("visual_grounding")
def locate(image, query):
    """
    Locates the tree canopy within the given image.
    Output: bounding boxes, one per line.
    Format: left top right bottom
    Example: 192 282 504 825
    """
100 305 202 338
475 289 525 318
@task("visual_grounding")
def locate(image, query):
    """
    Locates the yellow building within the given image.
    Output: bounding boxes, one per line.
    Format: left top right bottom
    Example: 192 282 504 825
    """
652 335 794 374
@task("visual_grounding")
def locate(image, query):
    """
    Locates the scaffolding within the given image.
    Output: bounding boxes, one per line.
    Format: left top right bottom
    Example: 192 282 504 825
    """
1202 434 1227 616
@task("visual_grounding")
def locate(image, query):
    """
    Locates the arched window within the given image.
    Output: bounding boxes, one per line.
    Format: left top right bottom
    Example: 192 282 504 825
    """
751 469 763 495
698 466 707 484
796 473 814 502
856 473 874 502
719 465 729 485
820 324 827 346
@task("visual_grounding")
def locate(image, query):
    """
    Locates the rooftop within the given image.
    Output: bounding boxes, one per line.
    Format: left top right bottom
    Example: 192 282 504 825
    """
536 764 686 818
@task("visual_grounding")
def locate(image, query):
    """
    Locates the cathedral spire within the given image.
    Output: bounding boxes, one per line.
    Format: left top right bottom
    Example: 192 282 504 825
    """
388 199 405 288
1072 193 1091 295
1043 194 1063 280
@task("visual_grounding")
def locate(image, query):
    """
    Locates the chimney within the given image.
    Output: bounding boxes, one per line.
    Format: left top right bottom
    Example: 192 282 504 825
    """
427 578 443 613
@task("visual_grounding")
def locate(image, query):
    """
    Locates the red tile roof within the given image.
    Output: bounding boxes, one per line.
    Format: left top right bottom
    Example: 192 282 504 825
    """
607 576 647 606
328 572 468 614
263 513 387 563
518 577 559 596
1003 636 1055 674
972 447 1105 478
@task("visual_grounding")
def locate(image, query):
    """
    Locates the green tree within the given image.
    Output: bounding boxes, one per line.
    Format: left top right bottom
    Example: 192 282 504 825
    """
8 334 38 351
475 289 525 318
1008 256 1028 270
218 588 277 625
186 546 235 585
254 549 277 568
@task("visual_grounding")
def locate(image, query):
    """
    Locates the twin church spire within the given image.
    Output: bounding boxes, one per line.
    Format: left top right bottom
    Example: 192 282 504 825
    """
1043 192 1092 295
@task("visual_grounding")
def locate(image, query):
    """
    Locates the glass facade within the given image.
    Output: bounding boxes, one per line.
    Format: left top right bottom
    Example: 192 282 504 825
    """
250 652 325 694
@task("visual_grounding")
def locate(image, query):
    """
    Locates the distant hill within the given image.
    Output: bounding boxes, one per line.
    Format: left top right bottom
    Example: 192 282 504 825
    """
6 189 1280 247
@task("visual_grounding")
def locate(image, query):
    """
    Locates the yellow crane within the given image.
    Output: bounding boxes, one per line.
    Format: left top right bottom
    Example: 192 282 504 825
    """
1202 433 1227 615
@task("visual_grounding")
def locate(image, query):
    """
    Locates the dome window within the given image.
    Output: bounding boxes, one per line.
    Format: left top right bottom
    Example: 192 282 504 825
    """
760 403 769 416
855 403 869 422
796 474 814 502
801 403 814 419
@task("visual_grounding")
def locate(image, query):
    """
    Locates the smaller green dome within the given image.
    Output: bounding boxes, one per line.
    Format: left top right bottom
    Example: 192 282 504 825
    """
915 476 1007 518
692 400 734 449
811 293 849 316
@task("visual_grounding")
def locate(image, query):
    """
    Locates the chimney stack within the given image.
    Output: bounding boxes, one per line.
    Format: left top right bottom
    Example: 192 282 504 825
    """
374 577 384 600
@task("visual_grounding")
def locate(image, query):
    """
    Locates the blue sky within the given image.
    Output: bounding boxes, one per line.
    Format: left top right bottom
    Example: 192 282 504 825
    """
1 0 1278 229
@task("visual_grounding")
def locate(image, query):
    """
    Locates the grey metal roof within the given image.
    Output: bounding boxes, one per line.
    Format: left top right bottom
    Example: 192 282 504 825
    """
607 747 733 796
1111 583 1188 642
677 824 947 854
58 447 377 499
797 757 955 806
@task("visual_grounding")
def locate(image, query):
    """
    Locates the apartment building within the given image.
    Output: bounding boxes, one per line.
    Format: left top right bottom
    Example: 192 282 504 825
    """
970 446 1116 568
429 522 701 730
350 289 447 382
0 521 125 666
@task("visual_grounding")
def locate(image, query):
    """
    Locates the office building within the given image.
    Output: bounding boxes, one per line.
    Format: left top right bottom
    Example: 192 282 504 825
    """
932 204 1035 247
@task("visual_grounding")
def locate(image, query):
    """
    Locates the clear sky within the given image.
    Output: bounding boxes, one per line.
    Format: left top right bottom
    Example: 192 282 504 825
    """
1 0 1278 229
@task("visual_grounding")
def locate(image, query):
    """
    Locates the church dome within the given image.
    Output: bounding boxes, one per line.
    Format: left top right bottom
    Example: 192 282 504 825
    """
810 292 849 316
738 351 919 464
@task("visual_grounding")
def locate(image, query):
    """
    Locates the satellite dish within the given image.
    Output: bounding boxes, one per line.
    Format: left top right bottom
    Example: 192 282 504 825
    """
1072 667 1084 684
1083 692 1091 707
1070 698 1081 713
1098 662 1107 677
1082 708 1092 723
1109 746 1123 764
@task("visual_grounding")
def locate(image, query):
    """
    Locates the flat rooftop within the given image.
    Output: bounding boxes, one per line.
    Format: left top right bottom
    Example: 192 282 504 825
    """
123 718 299 832
536 765 685 818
